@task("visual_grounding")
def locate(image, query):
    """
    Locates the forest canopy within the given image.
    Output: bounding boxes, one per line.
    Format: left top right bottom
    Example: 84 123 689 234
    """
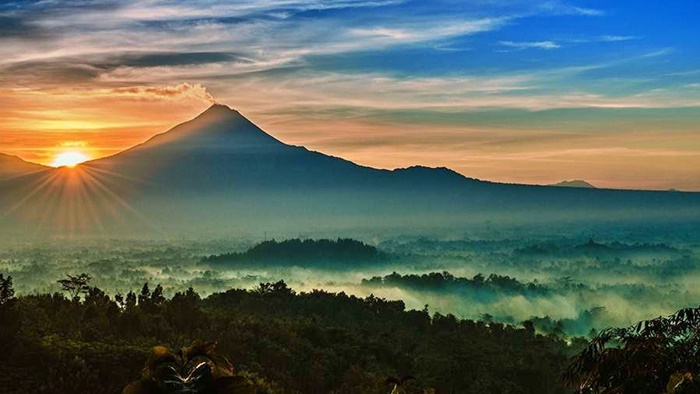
0 273 579 394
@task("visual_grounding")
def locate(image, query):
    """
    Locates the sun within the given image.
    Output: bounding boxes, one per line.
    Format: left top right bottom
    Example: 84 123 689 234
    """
51 151 90 168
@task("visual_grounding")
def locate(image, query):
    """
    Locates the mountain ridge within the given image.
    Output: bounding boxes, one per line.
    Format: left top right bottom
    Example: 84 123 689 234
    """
0 106 691 192
1 104 699 237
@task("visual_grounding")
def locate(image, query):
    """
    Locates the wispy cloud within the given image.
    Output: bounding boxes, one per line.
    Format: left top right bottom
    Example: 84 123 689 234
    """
599 35 639 42
0 0 608 71
538 2 605 16
640 48 675 58
349 17 507 44
566 6 604 16
499 40 561 50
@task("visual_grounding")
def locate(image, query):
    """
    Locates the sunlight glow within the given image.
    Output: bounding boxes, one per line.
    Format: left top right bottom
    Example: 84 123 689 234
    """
51 151 90 168
1 163 156 236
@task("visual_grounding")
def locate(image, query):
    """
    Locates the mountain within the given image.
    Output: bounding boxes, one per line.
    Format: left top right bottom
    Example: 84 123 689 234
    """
86 104 472 193
1 104 699 237
0 153 50 180
551 180 596 188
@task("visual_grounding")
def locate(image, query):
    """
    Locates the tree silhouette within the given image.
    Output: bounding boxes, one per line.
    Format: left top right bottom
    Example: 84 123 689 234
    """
0 274 14 305
254 280 295 296
0 273 19 347
57 273 92 300
565 306 700 393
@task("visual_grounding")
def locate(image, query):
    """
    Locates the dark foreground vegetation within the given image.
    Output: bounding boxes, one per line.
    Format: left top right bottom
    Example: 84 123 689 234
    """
566 306 700 393
0 273 579 394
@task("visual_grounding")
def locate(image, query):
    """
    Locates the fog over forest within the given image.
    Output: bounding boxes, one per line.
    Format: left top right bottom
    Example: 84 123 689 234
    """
4 220 698 337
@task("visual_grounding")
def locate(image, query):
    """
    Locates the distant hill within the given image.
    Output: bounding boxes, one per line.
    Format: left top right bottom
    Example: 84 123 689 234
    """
203 238 387 268
551 180 596 188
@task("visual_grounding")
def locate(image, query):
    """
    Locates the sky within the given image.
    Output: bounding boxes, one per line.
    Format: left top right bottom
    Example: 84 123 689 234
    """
1 0 699 190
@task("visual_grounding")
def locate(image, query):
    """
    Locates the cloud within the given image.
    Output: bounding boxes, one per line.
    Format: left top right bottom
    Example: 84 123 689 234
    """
640 48 674 58
110 52 251 68
0 2 510 85
109 0 408 22
349 17 508 44
566 6 604 16
599 35 639 42
109 83 216 103
497 35 641 51
59 141 88 148
499 40 561 50
0 15 45 39
0 0 604 72
538 2 604 16
11 83 218 105
567 35 641 44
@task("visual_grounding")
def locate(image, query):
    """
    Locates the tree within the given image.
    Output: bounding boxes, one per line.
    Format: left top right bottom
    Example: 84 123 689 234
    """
255 280 295 296
114 292 125 309
125 291 137 309
0 274 14 306
151 284 166 305
137 282 151 305
2 275 574 394
0 274 19 347
165 287 203 338
523 320 536 336
565 306 700 393
57 273 92 300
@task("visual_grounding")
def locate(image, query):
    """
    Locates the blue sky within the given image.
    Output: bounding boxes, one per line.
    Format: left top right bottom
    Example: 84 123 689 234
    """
1 0 699 190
